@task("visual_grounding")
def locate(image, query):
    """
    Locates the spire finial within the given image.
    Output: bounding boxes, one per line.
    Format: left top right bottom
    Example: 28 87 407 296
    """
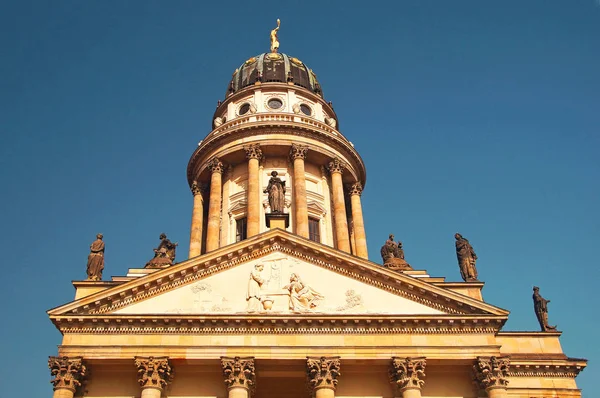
270 19 281 53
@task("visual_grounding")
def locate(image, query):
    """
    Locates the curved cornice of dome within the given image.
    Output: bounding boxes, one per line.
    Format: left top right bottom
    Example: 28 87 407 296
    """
213 82 338 124
187 123 366 187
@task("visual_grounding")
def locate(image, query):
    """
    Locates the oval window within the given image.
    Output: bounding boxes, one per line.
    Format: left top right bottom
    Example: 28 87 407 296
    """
239 103 250 115
300 104 312 116
267 98 283 110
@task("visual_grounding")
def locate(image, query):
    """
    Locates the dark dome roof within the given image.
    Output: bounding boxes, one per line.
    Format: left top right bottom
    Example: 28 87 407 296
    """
227 53 323 98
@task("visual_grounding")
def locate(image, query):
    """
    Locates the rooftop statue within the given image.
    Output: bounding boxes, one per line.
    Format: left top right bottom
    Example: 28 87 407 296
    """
270 19 281 53
145 233 178 269
86 233 105 281
264 171 286 213
533 286 557 332
455 233 479 282
380 234 412 271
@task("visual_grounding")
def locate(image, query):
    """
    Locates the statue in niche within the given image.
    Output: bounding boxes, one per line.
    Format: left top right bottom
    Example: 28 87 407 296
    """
247 264 265 312
283 273 324 312
86 233 105 281
533 286 557 332
145 233 178 268
455 233 478 281
380 234 412 271
264 171 286 213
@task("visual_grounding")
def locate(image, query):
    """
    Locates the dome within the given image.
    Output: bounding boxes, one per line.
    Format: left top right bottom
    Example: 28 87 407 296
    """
226 53 323 98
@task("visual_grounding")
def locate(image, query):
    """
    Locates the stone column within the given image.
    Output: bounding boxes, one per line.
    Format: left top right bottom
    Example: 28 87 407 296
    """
221 356 256 398
327 159 350 252
290 144 309 238
244 144 262 238
306 356 341 398
48 356 87 398
135 356 173 398
188 181 206 258
473 356 510 398
390 357 426 398
348 182 368 259
206 157 224 252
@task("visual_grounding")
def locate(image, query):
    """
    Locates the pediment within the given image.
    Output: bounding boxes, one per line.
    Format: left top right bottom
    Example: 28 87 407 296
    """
48 230 508 332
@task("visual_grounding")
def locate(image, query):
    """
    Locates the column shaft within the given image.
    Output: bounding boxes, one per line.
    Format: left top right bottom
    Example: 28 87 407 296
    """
206 159 224 252
315 388 335 398
293 157 309 238
228 386 249 398
247 157 260 237
486 387 508 398
188 182 205 257
400 387 422 398
141 388 162 398
330 170 350 252
349 184 368 258
52 389 75 398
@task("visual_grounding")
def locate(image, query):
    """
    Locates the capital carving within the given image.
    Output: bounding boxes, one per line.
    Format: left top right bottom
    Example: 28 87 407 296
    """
347 182 363 196
244 144 263 160
306 356 341 392
221 357 256 392
327 158 346 174
190 180 207 196
473 356 510 391
207 157 224 174
134 356 172 391
48 356 87 392
389 357 426 392
290 144 308 160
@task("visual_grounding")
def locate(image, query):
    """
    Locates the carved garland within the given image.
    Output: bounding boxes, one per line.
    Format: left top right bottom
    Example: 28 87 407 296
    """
134 356 172 391
221 356 256 392
48 356 87 392
306 356 341 391
389 357 426 391
473 356 510 391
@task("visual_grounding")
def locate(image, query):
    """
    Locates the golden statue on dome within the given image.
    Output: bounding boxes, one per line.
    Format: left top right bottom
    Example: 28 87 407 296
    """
270 19 281 53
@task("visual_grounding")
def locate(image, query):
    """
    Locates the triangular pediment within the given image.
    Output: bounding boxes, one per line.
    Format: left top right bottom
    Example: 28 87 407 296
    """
48 230 508 333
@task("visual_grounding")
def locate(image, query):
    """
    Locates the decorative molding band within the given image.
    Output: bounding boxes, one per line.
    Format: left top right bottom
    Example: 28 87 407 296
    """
508 363 584 378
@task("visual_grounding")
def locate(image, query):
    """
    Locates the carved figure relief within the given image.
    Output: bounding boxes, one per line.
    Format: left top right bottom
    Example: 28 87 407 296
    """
86 233 105 281
455 233 478 281
145 233 178 268
336 290 364 311
283 273 324 312
264 171 286 213
246 264 265 312
533 286 557 331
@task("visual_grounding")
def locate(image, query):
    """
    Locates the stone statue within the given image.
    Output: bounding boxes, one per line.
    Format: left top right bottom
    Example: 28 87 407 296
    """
264 171 286 213
270 18 281 53
145 233 178 268
283 273 324 312
86 234 105 281
455 233 478 282
533 286 557 332
247 264 265 312
380 234 412 271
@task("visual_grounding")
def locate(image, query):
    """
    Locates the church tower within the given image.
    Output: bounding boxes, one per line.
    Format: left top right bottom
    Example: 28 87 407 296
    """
186 46 367 258
47 22 587 398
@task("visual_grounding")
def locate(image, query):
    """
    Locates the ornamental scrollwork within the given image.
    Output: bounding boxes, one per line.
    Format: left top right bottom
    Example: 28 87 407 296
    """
134 356 172 390
48 356 87 392
473 356 510 391
221 356 256 392
389 357 426 391
306 356 341 391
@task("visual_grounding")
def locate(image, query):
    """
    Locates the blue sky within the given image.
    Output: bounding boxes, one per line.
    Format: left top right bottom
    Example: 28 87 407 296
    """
1 0 598 396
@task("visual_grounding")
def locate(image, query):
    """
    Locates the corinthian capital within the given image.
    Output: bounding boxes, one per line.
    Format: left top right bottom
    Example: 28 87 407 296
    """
306 356 341 392
473 356 510 391
347 182 363 196
48 356 87 392
221 356 256 392
244 144 263 160
134 356 172 390
190 180 206 196
289 144 308 160
207 157 224 174
327 158 346 174
389 357 426 391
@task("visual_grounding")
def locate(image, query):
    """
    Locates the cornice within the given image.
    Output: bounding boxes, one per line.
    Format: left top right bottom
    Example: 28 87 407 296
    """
48 230 509 320
50 314 506 335
508 360 587 378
